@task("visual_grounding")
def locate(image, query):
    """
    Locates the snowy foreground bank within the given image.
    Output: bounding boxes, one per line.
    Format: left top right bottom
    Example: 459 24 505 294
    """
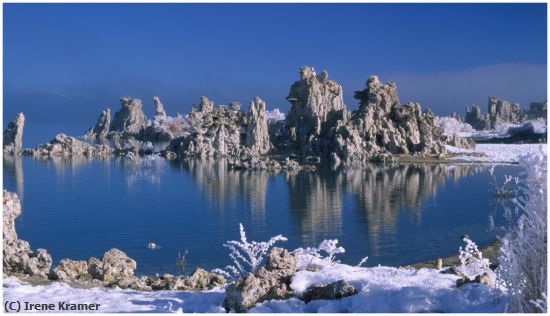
4 259 505 313
446 143 546 163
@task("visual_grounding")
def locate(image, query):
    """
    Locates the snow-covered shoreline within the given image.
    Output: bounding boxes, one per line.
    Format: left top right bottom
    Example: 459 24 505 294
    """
3 258 506 313
446 143 546 164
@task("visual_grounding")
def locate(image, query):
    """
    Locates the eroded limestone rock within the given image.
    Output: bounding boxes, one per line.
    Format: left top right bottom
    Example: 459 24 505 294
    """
302 280 357 303
330 76 447 167
88 248 137 283
464 96 544 130
3 190 52 279
3 113 25 155
52 259 91 282
245 97 271 155
153 96 167 118
199 96 214 112
133 268 226 291
32 133 113 157
224 247 297 312
444 133 476 149
165 97 248 158
282 66 347 157
112 133 141 155
111 97 148 135
85 109 111 139
527 101 547 120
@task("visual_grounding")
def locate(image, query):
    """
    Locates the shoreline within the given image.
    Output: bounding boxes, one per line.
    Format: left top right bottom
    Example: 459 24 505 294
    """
6 240 502 290
408 240 501 269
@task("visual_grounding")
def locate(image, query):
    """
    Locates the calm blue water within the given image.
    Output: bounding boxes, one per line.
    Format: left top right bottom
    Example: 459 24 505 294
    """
3 155 520 276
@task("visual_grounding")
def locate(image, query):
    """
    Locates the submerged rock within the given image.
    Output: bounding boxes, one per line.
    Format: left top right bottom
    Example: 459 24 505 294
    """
31 133 113 157
3 190 52 279
111 97 148 135
224 247 297 312
302 280 358 303
3 113 25 155
85 109 111 139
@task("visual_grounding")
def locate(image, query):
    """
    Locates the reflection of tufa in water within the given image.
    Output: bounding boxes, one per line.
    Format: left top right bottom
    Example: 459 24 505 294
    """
174 158 269 220
173 158 483 247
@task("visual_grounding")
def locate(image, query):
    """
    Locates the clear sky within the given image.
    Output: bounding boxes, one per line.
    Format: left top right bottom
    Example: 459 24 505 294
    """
4 3 547 131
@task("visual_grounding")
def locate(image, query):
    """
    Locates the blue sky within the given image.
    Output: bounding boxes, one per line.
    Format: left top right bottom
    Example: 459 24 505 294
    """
4 3 547 130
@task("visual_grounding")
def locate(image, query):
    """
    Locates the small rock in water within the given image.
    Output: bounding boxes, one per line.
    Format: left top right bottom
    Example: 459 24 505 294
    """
147 243 156 249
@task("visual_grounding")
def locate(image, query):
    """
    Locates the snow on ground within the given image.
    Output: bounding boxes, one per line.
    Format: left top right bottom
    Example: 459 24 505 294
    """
3 276 226 313
252 256 505 313
3 257 506 313
446 143 547 164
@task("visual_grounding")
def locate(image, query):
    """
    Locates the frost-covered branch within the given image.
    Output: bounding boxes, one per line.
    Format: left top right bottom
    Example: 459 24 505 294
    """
497 148 547 312
489 166 520 199
356 256 369 267
220 223 287 279
294 239 346 263
148 113 194 137
457 236 491 281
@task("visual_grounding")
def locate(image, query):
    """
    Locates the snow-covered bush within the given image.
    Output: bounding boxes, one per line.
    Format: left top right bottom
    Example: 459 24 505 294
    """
457 236 491 281
497 149 547 312
435 116 475 137
265 108 286 123
294 239 346 263
489 166 519 199
216 223 287 279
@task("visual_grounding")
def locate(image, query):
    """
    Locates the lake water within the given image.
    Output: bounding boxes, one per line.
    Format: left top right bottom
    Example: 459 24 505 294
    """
3 155 521 276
